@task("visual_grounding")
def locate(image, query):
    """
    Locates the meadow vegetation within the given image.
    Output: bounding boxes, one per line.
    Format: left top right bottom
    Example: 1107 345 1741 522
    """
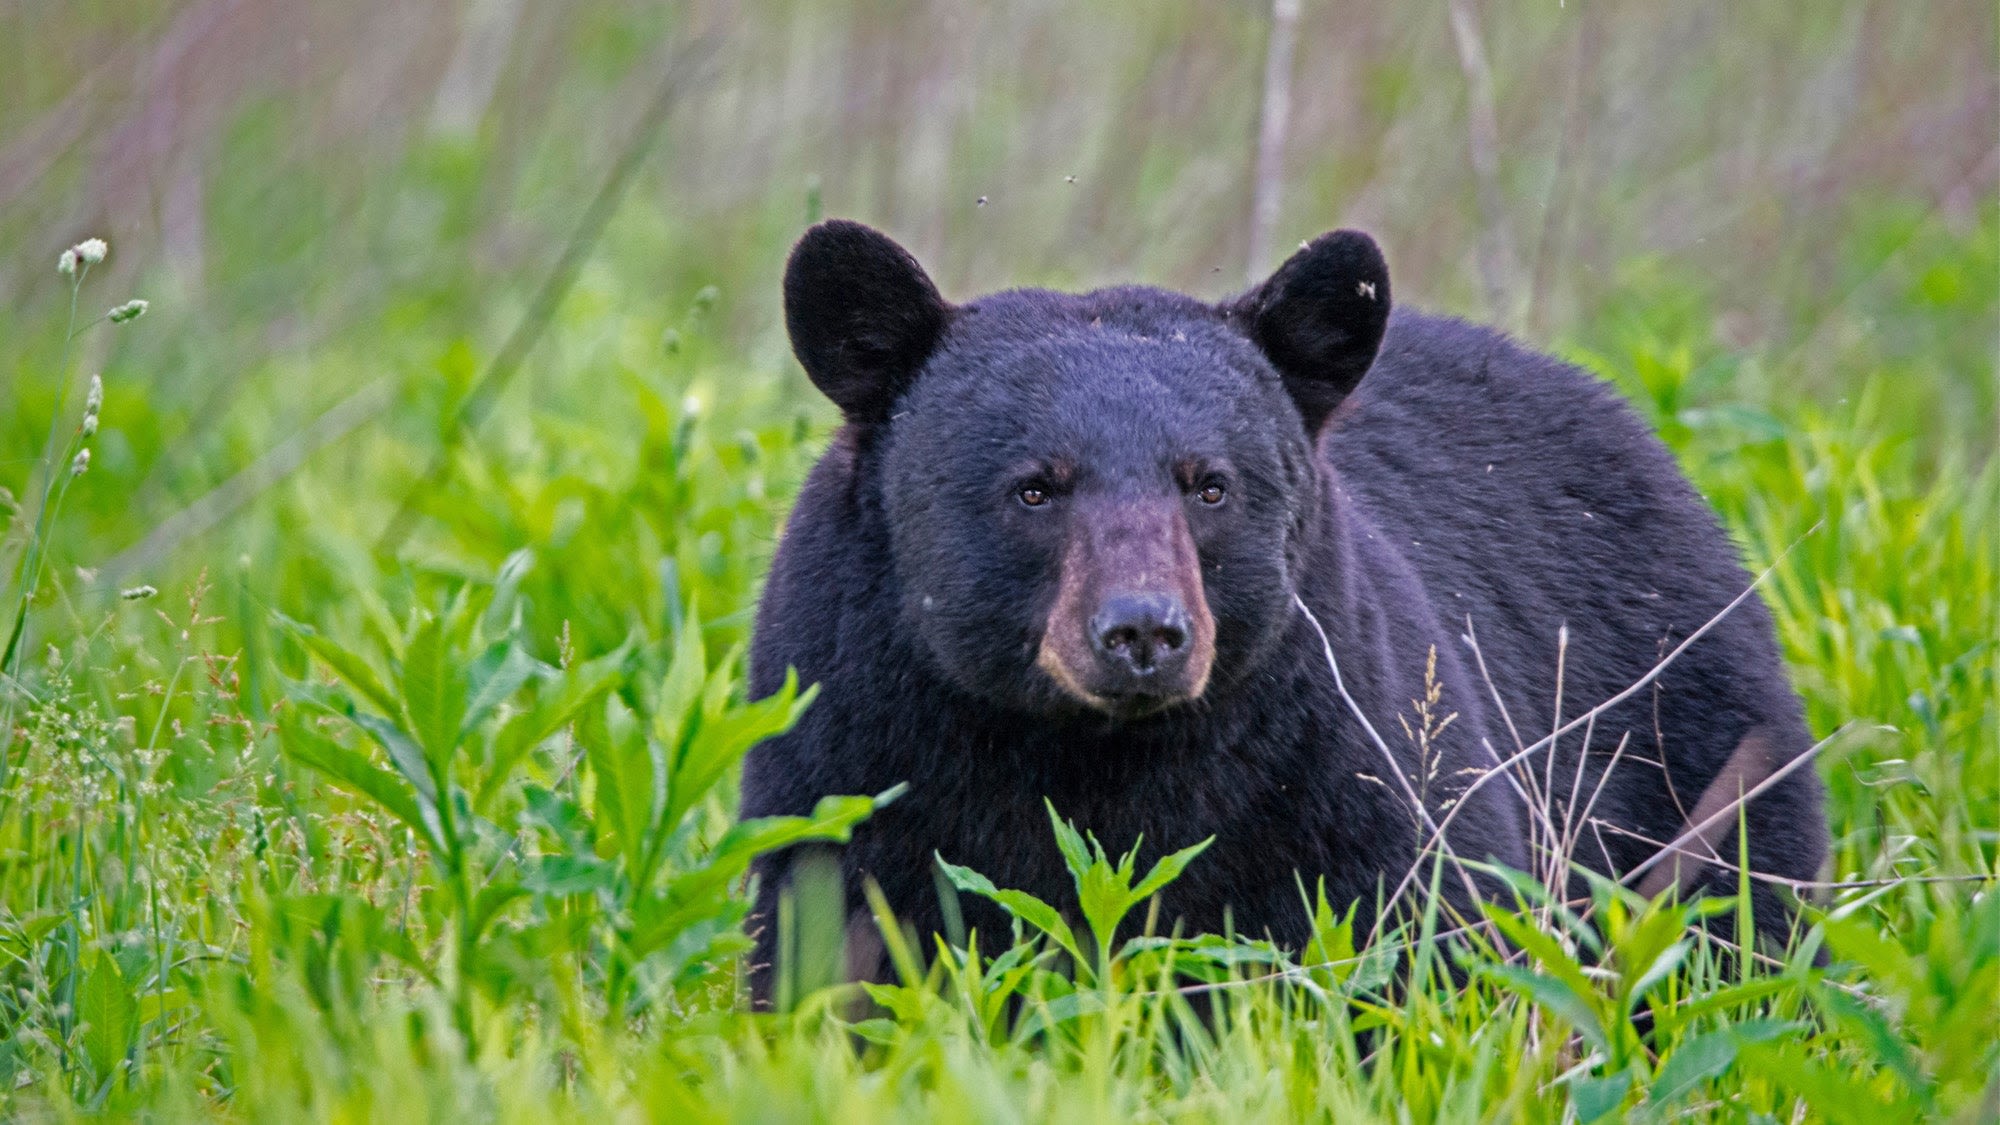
1 2 1993 1119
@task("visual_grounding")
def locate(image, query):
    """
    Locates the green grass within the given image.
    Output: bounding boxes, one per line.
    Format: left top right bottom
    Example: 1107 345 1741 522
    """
0 204 1991 1120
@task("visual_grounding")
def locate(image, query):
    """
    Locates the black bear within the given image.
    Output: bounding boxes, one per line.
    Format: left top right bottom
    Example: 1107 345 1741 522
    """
740 219 1826 1005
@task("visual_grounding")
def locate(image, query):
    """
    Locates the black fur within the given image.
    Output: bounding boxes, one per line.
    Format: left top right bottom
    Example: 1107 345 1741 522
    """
742 221 1826 1005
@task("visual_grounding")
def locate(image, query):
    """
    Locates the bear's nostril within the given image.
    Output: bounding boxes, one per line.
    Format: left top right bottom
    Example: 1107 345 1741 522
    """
1090 593 1192 678
1101 624 1141 653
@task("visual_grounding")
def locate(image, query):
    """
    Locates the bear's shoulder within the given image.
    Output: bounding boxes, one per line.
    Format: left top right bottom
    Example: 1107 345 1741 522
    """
1345 307 1669 473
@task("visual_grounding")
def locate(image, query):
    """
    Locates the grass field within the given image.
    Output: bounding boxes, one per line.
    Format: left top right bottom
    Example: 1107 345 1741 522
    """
2 3 1995 1120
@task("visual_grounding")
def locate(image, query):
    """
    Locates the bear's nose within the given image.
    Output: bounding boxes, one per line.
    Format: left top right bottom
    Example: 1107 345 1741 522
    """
1090 592 1191 677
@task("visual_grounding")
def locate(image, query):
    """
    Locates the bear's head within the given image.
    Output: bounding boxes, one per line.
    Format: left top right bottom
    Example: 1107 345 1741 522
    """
784 220 1391 722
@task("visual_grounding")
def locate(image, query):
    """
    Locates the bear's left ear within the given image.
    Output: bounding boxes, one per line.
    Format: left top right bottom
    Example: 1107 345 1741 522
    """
1227 230 1391 434
784 219 952 424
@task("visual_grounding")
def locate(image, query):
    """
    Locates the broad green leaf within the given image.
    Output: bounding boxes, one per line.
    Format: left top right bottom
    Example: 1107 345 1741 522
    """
1045 802 1095 883
1567 1068 1633 1123
77 954 138 1078
1301 879 1359 984
1648 1030 1737 1107
709 793 882 864
1480 963 1609 1054
1129 836 1215 902
476 639 631 814
1485 905 1603 1013
846 1018 900 1046
936 856 1086 970
278 613 399 717
662 673 814 831
1662 976 1795 1029
469 882 530 944
461 639 543 739
283 721 440 850
1017 989 1110 1038
1650 1021 1798 1107
347 709 438 807
701 641 746 721
0 912 67 959
1736 1040 1914 1125
483 547 536 630
1612 894 1692 1006
523 855 617 897
1624 939 1691 1012
588 700 665 871
137 987 192 1025
1076 859 1135 951
655 605 708 754
674 789 896 907
522 785 594 850
401 612 466 769
1818 985 1928 1094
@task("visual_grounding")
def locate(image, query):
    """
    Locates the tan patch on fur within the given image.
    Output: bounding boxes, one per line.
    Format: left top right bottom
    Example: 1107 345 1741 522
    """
1036 638 1110 709
1638 730 1777 899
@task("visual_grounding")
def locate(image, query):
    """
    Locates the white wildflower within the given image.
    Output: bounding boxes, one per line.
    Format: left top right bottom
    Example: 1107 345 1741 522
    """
58 249 77 276
76 238 107 264
82 374 102 435
69 448 89 477
108 299 148 323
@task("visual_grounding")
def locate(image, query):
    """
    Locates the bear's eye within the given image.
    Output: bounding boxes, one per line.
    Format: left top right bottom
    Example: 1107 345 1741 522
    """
1018 485 1050 508
1196 480 1227 505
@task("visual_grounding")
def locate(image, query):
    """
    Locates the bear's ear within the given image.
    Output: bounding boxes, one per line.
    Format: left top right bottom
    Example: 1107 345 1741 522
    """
1228 229 1391 434
784 219 951 423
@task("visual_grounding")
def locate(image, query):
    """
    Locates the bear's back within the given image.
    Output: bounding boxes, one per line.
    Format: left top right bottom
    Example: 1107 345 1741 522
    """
1324 308 1808 858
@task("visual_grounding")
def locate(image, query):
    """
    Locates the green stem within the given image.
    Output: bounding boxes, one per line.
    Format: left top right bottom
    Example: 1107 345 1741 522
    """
1 263 93 785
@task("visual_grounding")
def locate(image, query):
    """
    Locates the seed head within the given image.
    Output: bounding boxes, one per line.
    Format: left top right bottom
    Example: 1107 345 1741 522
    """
81 414 98 438
69 448 90 477
76 238 108 264
58 249 78 276
108 299 148 323
120 585 158 601
85 374 103 416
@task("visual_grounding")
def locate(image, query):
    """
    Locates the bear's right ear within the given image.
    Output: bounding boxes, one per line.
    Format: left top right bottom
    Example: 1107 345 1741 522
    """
783 220 951 423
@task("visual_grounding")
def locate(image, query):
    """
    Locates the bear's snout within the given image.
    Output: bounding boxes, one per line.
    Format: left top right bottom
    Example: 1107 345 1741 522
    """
1036 496 1216 718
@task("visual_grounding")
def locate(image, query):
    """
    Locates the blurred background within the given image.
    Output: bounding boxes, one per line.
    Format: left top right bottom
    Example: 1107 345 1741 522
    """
0 0 1993 642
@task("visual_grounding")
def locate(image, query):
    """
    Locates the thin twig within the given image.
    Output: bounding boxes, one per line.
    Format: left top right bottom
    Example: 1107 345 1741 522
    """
1541 623 1568 890
1525 4 1601 337
1446 0 1520 327
1484 527 1820 793
1246 0 1302 284
1584 819 1996 894
1621 725 1853 890
1460 618 1561 850
1292 594 1489 916
1374 533 1816 933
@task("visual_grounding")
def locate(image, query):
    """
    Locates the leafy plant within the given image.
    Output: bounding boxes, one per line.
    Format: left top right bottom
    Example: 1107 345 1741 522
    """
278 568 889 1033
936 800 1215 987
